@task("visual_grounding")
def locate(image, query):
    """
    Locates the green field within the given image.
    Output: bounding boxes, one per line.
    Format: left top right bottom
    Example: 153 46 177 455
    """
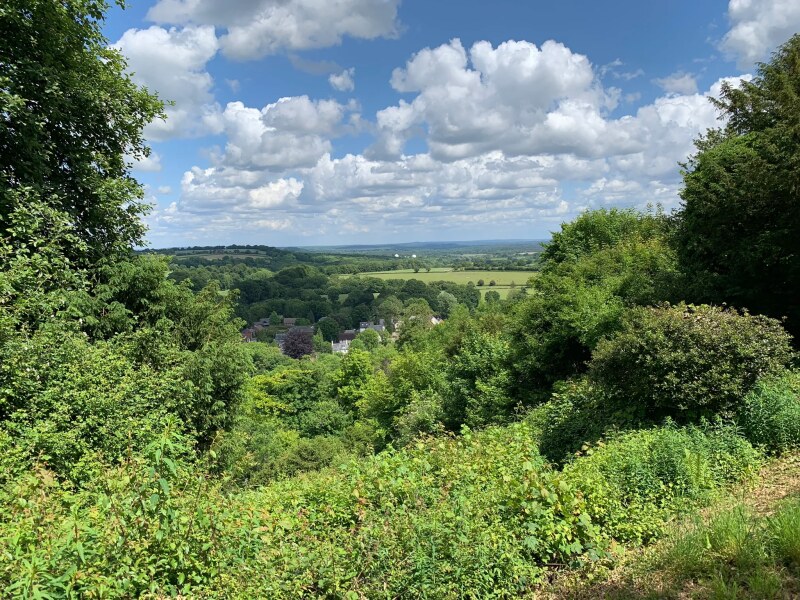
350 269 536 299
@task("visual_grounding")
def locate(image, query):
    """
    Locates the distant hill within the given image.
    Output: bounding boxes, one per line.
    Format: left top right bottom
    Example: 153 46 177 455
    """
286 239 548 256
142 244 353 271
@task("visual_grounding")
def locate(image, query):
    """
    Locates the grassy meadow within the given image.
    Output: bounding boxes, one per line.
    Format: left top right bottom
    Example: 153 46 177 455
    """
348 268 536 299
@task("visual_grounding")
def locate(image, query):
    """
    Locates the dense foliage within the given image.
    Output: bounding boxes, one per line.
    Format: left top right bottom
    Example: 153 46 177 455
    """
508 208 678 400
1 0 163 269
676 34 800 334
738 371 800 455
589 303 793 421
0 421 762 597
2 3 800 597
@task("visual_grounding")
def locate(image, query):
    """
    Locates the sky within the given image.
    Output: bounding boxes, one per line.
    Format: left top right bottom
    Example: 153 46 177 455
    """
104 0 800 248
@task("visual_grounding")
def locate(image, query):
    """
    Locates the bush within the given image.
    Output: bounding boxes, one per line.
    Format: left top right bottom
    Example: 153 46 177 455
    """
527 378 640 464
508 233 678 402
738 371 800 454
562 424 761 544
589 303 793 422
0 420 763 598
0 327 204 482
0 423 228 598
223 422 603 597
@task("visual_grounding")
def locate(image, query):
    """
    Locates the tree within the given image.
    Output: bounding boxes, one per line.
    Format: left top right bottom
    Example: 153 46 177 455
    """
443 331 514 429
354 328 381 351
315 316 340 342
436 291 458 318
489 280 496 287
508 220 678 401
542 208 666 268
377 295 403 326
351 304 372 328
396 299 434 350
333 349 375 410
477 279 485 287
269 311 281 326
484 290 501 303
283 328 313 359
313 330 331 354
675 34 800 335
1 0 164 269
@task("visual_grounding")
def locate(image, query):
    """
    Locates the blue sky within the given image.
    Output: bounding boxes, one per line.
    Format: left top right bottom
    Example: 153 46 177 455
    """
105 0 800 248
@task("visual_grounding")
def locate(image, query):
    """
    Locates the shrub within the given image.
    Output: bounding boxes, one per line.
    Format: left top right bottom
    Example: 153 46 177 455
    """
0 327 203 482
562 424 761 544
738 371 800 454
0 423 228 598
508 233 677 402
0 420 763 598
528 378 640 464
225 422 603 597
589 303 793 422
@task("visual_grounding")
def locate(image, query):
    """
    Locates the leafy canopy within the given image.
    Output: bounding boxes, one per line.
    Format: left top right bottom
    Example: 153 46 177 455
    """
0 0 163 268
676 34 800 333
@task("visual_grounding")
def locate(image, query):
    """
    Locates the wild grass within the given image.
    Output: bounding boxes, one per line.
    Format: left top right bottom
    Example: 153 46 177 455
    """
545 456 800 599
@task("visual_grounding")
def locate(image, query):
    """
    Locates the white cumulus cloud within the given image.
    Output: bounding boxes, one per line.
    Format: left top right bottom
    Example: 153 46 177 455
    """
721 0 800 67
371 38 617 161
654 72 698 95
114 25 222 140
217 96 355 171
131 151 162 172
143 33 754 245
329 68 356 92
147 0 401 60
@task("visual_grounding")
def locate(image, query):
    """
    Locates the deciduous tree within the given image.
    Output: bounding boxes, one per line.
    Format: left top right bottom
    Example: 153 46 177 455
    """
1 0 164 268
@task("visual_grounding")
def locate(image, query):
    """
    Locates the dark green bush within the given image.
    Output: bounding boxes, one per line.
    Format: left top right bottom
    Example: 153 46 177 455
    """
738 371 800 454
528 378 641 464
589 303 793 422
508 233 678 401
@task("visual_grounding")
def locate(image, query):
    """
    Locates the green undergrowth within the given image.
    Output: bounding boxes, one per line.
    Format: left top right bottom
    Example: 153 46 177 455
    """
563 496 800 599
649 499 800 599
0 420 762 598
561 423 761 546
